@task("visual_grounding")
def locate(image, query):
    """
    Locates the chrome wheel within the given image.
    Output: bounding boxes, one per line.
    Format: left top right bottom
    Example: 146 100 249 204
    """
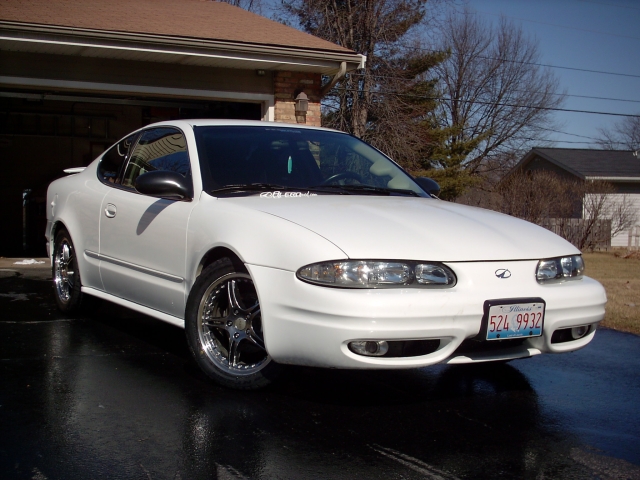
54 238 75 304
52 228 89 314
197 272 270 376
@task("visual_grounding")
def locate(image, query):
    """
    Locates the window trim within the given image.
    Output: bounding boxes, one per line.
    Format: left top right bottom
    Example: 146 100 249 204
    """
97 132 140 188
118 126 194 198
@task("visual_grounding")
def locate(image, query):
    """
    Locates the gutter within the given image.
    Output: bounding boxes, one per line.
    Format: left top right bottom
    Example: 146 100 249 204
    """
320 61 347 97
585 176 640 183
0 21 365 73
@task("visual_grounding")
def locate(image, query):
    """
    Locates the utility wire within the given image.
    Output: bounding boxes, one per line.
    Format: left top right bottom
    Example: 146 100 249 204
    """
362 72 640 103
578 0 640 11
514 137 601 145
418 47 640 79
534 126 601 141
330 87 640 118
551 93 640 103
356 43 640 79
474 10 640 41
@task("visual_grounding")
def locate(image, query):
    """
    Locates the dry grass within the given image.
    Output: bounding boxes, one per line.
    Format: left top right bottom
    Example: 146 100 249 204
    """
583 251 640 335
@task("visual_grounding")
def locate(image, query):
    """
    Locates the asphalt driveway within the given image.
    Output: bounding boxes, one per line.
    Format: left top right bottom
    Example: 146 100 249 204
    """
1 258 639 479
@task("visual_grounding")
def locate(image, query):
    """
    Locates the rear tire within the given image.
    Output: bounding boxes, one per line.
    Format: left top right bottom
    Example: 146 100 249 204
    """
52 228 90 313
185 258 282 390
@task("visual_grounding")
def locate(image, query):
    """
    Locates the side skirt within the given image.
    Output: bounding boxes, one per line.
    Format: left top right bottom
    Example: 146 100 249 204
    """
82 287 185 328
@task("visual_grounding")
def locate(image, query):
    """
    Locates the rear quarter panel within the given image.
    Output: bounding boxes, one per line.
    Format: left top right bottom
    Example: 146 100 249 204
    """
47 161 107 290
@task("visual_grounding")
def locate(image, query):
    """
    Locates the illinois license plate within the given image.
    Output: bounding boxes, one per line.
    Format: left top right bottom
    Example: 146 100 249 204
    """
486 302 544 340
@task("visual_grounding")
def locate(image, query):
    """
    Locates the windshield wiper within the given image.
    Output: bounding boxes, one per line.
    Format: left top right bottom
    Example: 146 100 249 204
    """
210 183 290 194
310 184 422 197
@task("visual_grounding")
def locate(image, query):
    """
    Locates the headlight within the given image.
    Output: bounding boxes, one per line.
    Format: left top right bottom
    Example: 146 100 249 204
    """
297 260 456 288
536 255 584 284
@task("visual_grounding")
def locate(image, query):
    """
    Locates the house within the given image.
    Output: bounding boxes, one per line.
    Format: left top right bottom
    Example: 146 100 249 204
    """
0 0 365 255
511 147 640 247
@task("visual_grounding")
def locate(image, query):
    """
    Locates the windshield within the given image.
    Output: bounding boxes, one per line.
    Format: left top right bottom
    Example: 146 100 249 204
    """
194 126 428 197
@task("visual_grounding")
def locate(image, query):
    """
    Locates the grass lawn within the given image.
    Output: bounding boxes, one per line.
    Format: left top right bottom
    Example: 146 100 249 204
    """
583 251 640 335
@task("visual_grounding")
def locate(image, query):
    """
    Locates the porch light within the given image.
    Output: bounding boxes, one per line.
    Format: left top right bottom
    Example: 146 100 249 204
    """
295 91 309 114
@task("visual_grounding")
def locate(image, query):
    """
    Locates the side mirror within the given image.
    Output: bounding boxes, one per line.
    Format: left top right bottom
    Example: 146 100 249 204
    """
414 177 441 198
135 170 192 201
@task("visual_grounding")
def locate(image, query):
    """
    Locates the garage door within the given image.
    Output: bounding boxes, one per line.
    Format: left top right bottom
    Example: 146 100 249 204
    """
0 92 262 256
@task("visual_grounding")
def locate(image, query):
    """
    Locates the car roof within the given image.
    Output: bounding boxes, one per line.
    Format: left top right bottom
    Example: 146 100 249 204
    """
141 119 344 134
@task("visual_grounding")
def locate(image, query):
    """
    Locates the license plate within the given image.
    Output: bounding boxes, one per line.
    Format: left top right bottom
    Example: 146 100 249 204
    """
486 302 544 340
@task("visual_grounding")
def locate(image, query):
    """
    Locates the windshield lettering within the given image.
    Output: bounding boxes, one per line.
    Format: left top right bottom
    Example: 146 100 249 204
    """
260 191 318 198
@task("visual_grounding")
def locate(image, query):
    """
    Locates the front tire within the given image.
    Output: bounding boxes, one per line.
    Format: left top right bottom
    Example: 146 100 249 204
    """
52 228 88 313
185 258 281 389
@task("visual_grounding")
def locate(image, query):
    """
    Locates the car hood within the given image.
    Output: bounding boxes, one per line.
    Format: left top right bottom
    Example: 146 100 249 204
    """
223 195 579 262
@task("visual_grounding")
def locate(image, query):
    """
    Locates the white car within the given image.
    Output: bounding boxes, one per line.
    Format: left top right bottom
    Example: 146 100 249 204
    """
46 120 607 389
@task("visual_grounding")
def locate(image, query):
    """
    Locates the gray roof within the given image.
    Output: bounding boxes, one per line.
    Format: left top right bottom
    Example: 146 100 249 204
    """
522 148 640 180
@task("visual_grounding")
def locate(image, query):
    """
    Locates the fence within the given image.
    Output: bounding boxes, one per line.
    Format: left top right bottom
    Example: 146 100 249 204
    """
539 218 612 251
629 225 640 251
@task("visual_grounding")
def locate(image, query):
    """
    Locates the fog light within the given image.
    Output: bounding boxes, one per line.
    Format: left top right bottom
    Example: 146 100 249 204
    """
349 340 389 356
571 325 589 340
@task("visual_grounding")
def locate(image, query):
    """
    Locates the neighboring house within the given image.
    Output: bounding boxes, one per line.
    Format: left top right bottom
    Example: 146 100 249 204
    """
0 0 365 255
511 148 640 247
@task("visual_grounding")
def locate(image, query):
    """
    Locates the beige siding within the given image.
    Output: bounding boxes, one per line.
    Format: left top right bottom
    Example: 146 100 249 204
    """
2 51 274 97
584 193 640 247
609 193 640 247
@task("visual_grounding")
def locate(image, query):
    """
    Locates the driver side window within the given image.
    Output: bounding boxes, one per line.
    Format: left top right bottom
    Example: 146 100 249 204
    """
121 128 190 189
98 133 137 185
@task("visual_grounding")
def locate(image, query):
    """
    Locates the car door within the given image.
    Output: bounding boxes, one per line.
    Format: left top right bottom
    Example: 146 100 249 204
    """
99 127 194 318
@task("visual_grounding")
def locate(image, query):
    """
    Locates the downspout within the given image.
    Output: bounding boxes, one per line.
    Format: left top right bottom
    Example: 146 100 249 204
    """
320 61 347 97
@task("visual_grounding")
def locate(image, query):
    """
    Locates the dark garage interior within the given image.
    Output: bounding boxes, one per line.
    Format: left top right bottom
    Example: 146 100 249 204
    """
0 93 262 257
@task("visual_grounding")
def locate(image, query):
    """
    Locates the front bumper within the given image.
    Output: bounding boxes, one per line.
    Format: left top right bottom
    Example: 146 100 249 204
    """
248 260 606 369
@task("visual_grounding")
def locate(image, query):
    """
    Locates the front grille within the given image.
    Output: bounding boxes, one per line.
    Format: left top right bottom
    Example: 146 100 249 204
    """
454 338 526 355
384 339 440 357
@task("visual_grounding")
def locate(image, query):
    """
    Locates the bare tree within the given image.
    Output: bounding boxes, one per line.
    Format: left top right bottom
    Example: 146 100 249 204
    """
279 3 564 200
498 170 581 224
282 1 430 133
596 115 640 151
351 50 448 172
279 0 455 192
497 171 637 250
429 8 564 179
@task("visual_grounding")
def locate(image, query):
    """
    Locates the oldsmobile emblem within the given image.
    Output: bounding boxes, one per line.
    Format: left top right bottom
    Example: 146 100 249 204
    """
495 269 511 279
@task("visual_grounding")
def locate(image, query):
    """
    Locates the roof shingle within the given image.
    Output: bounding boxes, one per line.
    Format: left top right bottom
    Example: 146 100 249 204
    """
0 0 353 54
531 148 640 179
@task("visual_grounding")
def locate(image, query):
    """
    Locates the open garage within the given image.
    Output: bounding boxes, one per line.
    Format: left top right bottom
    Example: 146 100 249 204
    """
0 0 364 255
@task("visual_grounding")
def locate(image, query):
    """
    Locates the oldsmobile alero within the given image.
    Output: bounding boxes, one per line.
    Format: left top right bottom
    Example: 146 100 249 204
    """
46 120 607 389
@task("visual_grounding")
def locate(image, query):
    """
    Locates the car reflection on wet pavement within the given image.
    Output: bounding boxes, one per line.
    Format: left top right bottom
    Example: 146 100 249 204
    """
1 261 639 479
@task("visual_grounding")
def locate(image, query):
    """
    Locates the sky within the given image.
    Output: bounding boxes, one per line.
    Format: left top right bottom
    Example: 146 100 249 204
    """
465 0 640 149
265 0 640 151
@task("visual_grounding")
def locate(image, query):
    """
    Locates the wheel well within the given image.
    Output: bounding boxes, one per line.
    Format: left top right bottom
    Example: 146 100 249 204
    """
196 247 246 279
50 221 67 255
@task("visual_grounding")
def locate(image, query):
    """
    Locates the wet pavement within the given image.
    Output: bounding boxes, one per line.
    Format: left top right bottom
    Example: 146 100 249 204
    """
1 259 639 480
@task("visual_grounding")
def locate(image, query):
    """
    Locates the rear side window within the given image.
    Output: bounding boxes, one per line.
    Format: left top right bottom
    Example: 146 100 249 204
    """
121 128 190 189
98 134 137 184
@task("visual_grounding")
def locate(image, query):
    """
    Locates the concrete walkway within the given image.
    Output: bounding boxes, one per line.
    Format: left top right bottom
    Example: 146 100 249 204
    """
0 257 50 280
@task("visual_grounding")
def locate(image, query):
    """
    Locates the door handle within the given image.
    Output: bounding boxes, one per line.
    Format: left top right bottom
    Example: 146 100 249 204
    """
104 203 117 218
